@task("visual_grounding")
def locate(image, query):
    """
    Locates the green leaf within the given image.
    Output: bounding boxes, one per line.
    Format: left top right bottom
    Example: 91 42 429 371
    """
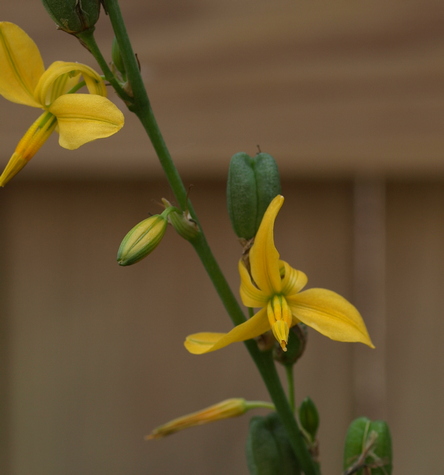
343 417 392 475
246 412 301 475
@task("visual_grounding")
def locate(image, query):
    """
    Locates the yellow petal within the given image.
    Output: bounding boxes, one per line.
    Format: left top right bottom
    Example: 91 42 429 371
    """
279 261 308 296
0 22 44 107
270 320 290 351
238 259 269 308
48 94 124 150
184 308 270 354
249 195 284 295
0 112 57 186
34 61 107 107
288 288 375 348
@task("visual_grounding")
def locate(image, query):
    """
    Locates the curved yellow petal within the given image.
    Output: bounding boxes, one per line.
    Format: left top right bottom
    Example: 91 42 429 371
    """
48 94 124 150
280 261 308 296
184 308 270 354
288 288 375 348
0 22 44 107
0 112 57 186
238 259 268 308
249 195 284 295
34 61 107 107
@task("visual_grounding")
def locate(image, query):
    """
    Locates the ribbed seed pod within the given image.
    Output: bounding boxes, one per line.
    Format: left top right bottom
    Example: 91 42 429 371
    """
227 152 281 240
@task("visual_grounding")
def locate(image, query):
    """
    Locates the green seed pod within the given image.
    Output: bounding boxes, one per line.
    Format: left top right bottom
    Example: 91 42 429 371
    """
254 153 281 231
117 214 167 266
246 412 301 475
227 152 281 240
343 417 393 475
298 397 319 441
41 0 101 35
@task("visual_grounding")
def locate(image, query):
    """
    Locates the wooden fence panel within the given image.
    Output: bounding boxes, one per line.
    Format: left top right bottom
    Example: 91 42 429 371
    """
1 179 443 474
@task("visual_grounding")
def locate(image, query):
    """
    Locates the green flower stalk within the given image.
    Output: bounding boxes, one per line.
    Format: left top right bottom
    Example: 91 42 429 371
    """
45 1 341 471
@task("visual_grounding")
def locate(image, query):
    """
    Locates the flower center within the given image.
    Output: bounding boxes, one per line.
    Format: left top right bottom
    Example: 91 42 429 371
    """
266 295 292 351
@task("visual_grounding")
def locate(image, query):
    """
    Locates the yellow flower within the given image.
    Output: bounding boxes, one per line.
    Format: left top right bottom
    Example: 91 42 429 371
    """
0 22 124 186
185 195 374 354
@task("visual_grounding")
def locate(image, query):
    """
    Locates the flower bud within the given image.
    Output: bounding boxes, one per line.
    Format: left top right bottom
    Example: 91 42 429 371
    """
227 152 281 240
41 0 101 35
146 398 248 439
117 214 167 266
298 397 319 441
162 199 200 241
343 417 392 475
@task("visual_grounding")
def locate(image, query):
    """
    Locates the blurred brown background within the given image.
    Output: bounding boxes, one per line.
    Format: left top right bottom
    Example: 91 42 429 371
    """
1 1 444 474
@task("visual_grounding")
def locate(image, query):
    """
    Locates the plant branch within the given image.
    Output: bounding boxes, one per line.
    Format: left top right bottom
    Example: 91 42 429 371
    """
101 1 319 473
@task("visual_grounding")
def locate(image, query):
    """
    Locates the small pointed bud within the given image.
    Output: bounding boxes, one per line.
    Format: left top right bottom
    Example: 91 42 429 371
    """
298 397 319 441
227 152 281 240
162 198 200 241
273 323 308 366
343 417 393 475
111 37 126 79
146 398 248 439
117 214 167 266
41 0 101 35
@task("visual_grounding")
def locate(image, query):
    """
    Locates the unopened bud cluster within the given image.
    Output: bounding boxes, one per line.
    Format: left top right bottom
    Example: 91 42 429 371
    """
117 201 199 266
41 0 101 35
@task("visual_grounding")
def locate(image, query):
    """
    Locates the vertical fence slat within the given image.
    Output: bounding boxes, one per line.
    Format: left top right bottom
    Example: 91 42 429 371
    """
352 179 387 419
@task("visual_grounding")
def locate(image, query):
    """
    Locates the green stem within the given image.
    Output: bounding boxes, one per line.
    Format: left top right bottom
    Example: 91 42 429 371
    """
100 2 189 212
286 365 296 413
101 1 319 473
76 29 131 104
245 401 276 411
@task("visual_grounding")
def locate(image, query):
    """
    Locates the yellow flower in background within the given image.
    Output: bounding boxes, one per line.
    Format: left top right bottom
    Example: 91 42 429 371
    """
0 22 124 186
185 195 374 354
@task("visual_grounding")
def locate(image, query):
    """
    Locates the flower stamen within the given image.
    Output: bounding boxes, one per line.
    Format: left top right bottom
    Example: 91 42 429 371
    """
267 295 292 351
